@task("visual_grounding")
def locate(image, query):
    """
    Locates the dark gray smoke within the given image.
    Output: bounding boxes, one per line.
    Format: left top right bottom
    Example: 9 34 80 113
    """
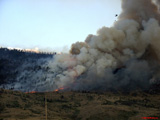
70 60 152 91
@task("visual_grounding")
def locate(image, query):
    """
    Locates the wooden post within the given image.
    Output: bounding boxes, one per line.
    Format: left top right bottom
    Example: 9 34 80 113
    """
45 93 47 120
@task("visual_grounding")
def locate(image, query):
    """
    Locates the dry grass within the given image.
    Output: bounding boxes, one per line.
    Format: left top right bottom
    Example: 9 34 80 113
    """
0 89 160 120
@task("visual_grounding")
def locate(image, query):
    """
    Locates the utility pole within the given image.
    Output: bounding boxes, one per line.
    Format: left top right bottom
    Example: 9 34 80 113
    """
45 93 47 120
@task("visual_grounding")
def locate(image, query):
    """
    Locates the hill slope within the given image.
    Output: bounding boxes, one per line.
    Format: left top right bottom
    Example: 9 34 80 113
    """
0 89 160 120
0 48 55 91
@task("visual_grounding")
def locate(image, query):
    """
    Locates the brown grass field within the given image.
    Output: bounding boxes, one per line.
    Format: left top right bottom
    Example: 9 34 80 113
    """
0 89 160 120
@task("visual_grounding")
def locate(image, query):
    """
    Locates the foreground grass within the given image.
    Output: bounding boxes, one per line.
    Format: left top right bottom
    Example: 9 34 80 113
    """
0 89 160 120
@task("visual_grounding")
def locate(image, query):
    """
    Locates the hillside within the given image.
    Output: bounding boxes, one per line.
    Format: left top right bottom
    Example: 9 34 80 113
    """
1 47 160 93
0 48 55 91
0 89 160 120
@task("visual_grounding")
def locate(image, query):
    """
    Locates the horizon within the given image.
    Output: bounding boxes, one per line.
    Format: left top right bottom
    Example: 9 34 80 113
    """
0 0 121 52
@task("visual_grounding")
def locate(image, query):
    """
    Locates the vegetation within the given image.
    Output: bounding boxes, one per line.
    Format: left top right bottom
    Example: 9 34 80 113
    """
0 89 160 120
0 47 54 87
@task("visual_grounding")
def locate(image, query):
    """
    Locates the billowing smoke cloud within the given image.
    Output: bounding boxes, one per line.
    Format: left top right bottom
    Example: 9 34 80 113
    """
48 18 160 91
2 0 160 92
46 0 160 91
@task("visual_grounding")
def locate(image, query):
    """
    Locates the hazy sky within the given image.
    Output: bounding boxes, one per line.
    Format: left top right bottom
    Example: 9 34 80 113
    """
0 0 121 52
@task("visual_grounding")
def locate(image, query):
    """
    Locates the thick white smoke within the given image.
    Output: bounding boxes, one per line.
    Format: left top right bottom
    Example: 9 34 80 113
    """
3 0 160 92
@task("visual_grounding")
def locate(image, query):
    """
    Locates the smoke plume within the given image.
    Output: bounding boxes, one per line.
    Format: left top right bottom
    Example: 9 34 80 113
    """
2 0 160 92
46 0 160 91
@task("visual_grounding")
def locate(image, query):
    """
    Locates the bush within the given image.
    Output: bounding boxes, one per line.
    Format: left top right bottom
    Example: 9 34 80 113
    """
6 100 20 108
0 103 5 112
102 100 113 105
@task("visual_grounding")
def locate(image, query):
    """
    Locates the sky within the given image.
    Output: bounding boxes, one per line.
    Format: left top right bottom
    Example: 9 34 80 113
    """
0 0 121 52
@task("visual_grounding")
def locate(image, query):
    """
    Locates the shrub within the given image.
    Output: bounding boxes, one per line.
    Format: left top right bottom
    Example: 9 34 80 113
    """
0 103 5 112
